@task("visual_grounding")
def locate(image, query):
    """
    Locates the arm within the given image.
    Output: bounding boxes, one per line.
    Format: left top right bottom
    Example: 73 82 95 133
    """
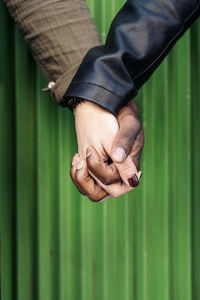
64 0 200 115
3 0 101 102
4 0 144 197
70 101 144 202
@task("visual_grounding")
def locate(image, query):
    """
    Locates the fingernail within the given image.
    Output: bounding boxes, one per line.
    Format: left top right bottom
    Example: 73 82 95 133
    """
76 161 84 170
86 148 92 158
112 147 126 162
128 174 139 187
71 161 77 166
133 174 139 186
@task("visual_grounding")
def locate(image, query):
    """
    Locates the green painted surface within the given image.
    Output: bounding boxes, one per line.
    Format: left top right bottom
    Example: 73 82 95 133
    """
0 0 200 299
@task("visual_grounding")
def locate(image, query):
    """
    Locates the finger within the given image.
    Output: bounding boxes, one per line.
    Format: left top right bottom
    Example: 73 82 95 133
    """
111 102 143 186
92 170 142 198
70 156 108 202
70 153 81 180
70 153 80 167
114 156 140 187
126 101 139 117
111 104 141 163
129 129 144 170
86 146 121 185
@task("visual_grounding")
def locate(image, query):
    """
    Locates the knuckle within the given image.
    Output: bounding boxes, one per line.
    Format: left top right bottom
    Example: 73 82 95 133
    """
88 194 102 202
87 160 99 172
120 123 142 147
125 114 136 124
76 171 84 181
88 189 107 202
132 102 139 116
101 174 113 185
129 117 141 133
88 164 113 185
127 101 140 117
124 134 134 146
119 135 134 152
135 119 142 131
97 172 120 186
101 178 110 185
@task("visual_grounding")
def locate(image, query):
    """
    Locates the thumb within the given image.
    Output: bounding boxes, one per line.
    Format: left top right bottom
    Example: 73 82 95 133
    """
111 112 141 163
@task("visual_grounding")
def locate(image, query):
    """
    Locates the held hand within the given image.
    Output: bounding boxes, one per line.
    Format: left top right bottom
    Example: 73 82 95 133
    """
85 101 144 187
70 101 144 202
74 101 143 187
70 151 142 202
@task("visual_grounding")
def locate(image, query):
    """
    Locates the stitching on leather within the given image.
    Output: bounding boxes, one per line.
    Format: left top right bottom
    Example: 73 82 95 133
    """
71 81 123 101
133 0 199 81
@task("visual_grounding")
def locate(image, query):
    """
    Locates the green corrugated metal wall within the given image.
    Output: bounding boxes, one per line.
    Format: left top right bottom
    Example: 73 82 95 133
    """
1 0 200 299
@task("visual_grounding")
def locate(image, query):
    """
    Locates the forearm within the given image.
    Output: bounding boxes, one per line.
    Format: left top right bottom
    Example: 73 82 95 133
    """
4 0 101 102
64 0 200 115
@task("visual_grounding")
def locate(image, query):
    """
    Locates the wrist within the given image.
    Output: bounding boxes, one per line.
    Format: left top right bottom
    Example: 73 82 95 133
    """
74 99 110 116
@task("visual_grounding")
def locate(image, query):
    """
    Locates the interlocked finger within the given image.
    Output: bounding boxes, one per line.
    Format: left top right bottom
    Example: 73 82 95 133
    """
86 146 121 185
70 154 108 202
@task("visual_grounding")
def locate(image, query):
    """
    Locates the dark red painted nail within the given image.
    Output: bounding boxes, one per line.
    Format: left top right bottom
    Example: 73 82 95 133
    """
133 174 139 186
128 174 139 188
128 178 135 187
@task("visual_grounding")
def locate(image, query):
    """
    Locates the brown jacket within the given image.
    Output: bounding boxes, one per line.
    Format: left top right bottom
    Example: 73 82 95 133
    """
3 0 101 102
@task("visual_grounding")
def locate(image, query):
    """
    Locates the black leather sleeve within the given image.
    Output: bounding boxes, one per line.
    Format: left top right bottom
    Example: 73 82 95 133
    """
63 0 200 115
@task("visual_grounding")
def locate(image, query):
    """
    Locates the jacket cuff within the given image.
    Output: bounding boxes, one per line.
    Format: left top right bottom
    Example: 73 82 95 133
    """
62 81 137 116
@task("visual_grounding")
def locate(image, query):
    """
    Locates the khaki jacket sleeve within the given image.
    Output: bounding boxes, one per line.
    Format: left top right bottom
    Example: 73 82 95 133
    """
3 0 101 103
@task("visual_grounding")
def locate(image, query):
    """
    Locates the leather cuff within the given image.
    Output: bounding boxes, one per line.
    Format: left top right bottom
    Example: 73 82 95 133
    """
61 96 84 111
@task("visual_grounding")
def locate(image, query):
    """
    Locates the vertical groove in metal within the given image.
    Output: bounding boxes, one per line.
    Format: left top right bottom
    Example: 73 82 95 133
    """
1 0 200 299
0 3 15 300
191 20 200 300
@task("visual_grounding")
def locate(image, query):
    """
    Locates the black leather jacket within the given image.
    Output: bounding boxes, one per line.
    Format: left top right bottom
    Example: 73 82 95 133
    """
63 0 200 115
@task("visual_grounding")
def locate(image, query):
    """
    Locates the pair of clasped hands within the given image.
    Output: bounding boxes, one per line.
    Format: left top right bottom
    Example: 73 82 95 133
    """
70 100 144 202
